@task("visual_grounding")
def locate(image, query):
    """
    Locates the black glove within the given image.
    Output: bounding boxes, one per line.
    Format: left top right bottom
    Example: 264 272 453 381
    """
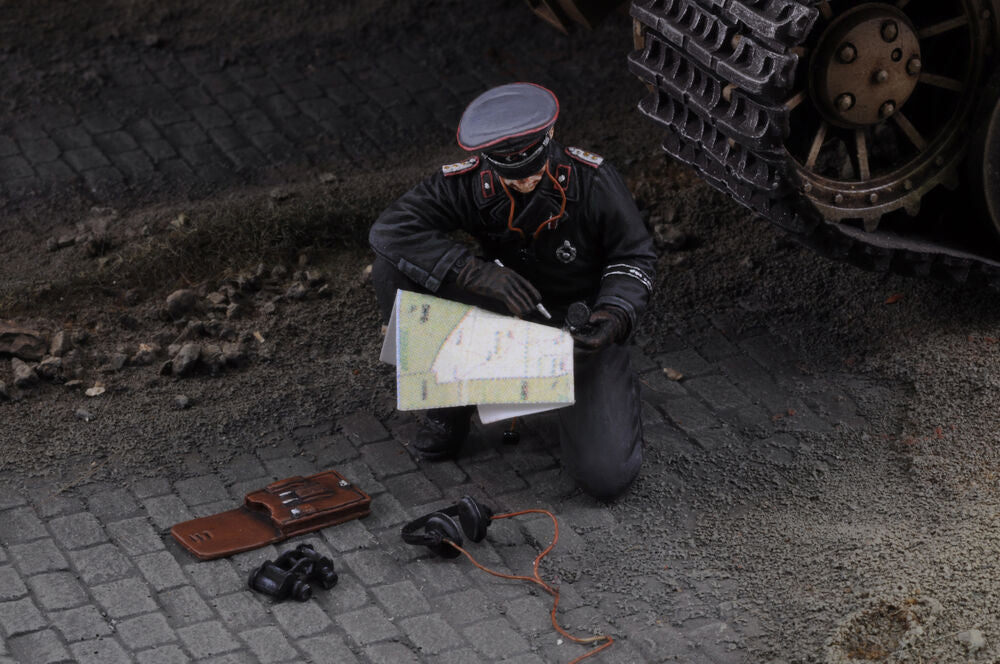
571 306 630 352
455 258 541 317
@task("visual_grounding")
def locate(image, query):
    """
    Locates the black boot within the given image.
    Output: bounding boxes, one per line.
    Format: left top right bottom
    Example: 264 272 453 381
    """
414 406 474 460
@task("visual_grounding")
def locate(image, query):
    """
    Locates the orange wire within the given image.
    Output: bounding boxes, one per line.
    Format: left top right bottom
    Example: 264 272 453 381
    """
446 508 615 664
495 160 568 241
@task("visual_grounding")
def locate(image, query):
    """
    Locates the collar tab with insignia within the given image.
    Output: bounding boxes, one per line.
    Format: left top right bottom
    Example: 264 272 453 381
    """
441 156 480 176
566 147 603 168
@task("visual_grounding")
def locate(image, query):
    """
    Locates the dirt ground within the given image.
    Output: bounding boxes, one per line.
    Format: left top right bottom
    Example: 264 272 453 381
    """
3 1 1000 662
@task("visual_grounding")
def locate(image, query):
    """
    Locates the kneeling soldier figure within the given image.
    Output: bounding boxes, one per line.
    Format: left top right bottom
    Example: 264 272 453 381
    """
369 82 656 499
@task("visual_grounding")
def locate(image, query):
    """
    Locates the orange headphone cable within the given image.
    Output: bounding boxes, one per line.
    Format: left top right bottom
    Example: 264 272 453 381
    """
495 161 567 241
446 508 614 664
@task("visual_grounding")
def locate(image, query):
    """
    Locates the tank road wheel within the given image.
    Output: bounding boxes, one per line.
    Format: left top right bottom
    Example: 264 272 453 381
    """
787 0 1000 232
629 0 1000 282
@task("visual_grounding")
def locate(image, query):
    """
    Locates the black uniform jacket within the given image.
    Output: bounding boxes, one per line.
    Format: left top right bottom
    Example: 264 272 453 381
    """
369 140 656 328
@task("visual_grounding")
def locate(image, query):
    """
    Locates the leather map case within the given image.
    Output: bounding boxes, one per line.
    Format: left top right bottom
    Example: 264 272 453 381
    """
171 470 372 560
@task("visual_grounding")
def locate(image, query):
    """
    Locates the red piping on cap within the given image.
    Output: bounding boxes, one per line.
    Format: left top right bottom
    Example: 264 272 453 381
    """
456 82 560 152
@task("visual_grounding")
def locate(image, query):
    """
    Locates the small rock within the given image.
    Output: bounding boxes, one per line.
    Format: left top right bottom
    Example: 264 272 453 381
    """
100 352 127 373
664 367 684 381
261 300 278 315
0 322 47 361
297 253 309 267
315 283 332 299
170 213 189 229
361 264 373 281
49 330 71 357
172 343 201 376
172 321 205 345
36 356 63 381
64 380 84 390
143 33 161 47
75 408 95 422
123 289 142 306
271 265 289 280
70 328 90 346
284 282 308 301
653 222 688 251
318 172 338 184
206 291 227 306
130 343 161 366
0 380 8 399
165 289 198 320
173 395 191 410
222 341 248 367
84 385 106 397
201 344 226 374
11 358 38 388
158 360 173 376
303 270 325 287
269 187 292 201
958 629 986 653
225 302 244 320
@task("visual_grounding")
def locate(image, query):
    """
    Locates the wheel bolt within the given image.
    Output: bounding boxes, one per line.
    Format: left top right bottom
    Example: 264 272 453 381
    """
881 21 899 42
836 93 855 112
879 101 896 119
907 57 922 76
837 43 857 63
874 69 890 84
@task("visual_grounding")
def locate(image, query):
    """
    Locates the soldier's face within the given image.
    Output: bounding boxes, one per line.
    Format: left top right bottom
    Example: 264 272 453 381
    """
502 167 546 193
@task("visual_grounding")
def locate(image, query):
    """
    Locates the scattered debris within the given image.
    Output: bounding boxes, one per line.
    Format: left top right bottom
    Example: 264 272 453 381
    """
173 394 191 410
130 343 160 366
652 221 688 251
84 385 106 397
957 629 986 654
663 367 683 381
284 282 308 301
0 380 8 400
75 408 95 422
0 322 47 361
11 358 39 388
36 356 63 381
49 330 71 357
172 343 202 376
318 172 339 184
165 289 199 320
100 352 128 373
885 293 904 305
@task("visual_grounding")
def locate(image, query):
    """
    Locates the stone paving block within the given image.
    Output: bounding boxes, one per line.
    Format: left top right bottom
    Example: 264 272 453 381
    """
229 543 278 575
136 644 191 664
179 142 228 167
400 612 466 655
436 650 486 664
93 577 158 618
192 105 234 130
685 375 753 412
371 580 431 618
70 637 132 664
240 626 297 663
70 542 136 585
363 642 421 664
113 150 156 180
107 517 165 556
463 618 532 659
235 108 276 134
298 634 360 664
177 620 239 658
35 159 76 183
0 506 47 544
0 135 18 157
83 487 139 522
176 86 214 109
405 558 473 597
463 460 528 496
7 629 71 664
5 176 42 200
82 165 125 196
0 597 47 636
157 157 196 181
184 559 243 598
94 130 139 154
335 605 400 645
655 348 714 378
206 125 249 152
342 549 406 587
365 492 408 530
27 571 88 610
174 475 230 506
340 412 390 445
9 538 69 577
0 566 26 601
48 605 113 642
142 138 178 163
143 495 194 529
321 517 376 554
661 397 720 434
63 146 110 172
270 599 333 638
116 612 177 650
361 439 417 479
159 585 214 627
211 592 269 631
50 125 92 150
49 511 108 550
240 76 281 98
162 121 209 147
191 499 233 518
504 595 552 633
438 588 495 627
262 454 315 479
19 138 59 164
217 91 254 113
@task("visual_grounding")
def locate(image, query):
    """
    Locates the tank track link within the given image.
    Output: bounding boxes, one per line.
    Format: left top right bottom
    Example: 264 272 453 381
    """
629 0 1000 287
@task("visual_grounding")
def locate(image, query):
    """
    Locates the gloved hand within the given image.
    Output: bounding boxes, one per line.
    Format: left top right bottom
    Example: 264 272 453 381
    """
571 305 630 352
455 257 541 317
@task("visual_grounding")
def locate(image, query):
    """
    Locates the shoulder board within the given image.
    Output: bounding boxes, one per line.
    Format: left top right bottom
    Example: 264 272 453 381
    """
441 156 480 176
566 147 603 168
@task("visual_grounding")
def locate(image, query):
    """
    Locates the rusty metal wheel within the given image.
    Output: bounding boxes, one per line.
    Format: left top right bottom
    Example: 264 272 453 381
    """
786 0 1000 232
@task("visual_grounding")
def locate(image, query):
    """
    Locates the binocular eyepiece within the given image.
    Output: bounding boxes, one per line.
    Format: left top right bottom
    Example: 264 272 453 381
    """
247 543 338 602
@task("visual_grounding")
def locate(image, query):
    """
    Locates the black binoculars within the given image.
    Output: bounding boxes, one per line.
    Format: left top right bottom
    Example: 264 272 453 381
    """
247 543 338 602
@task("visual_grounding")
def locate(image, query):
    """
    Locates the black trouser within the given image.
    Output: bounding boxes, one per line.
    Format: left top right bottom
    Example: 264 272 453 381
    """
372 256 642 499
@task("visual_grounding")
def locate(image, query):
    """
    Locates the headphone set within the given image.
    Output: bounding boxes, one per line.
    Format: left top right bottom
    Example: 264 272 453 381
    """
400 495 494 558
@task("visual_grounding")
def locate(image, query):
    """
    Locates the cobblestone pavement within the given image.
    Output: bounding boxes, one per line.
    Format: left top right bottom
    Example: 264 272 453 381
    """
0 321 865 663
0 2 874 663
